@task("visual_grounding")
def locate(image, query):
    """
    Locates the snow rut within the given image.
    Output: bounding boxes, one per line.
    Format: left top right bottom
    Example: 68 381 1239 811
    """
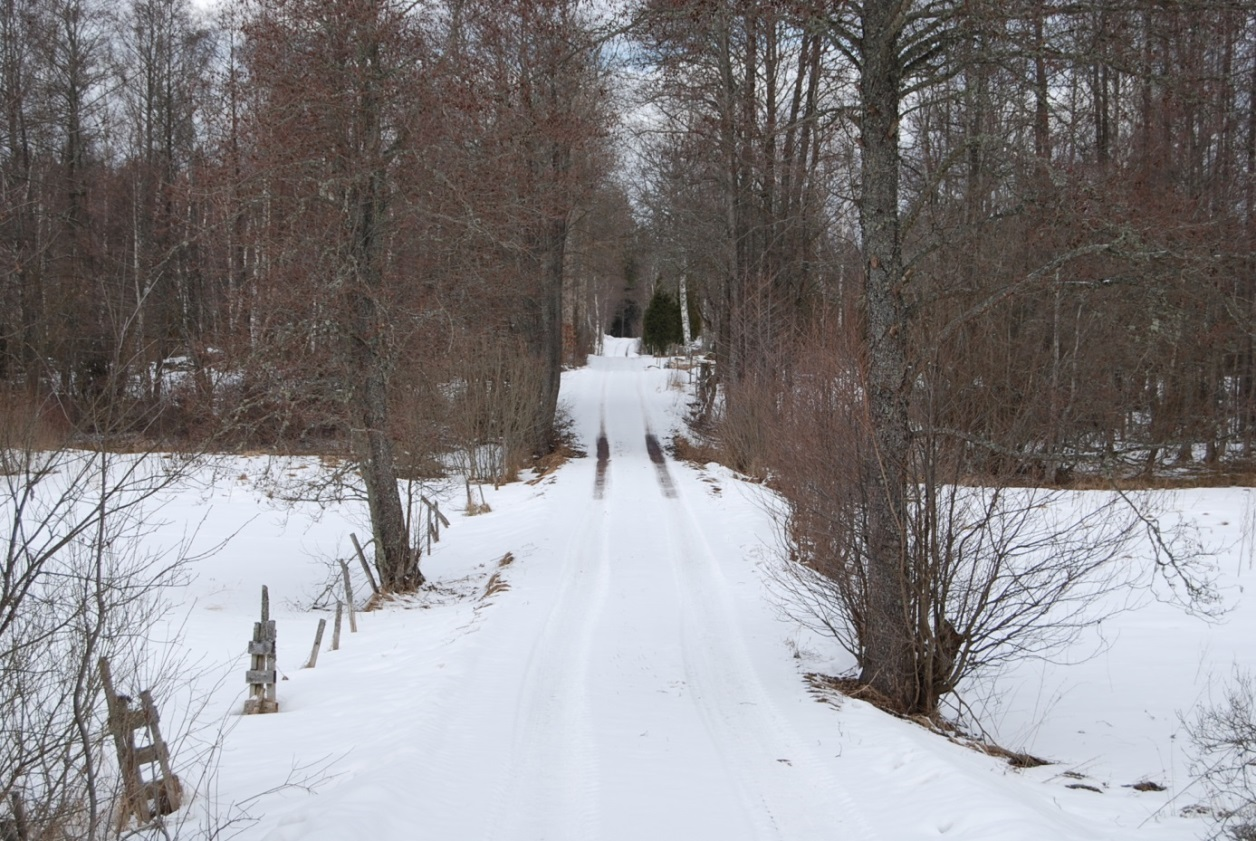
473 368 879 840
485 495 610 841
635 396 884 840
644 432 677 498
665 497 884 840
594 426 609 499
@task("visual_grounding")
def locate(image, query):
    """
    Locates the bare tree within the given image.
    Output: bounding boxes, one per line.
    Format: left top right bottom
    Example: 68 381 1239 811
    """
453 0 613 454
242 0 425 591
636 0 837 385
661 0 1241 715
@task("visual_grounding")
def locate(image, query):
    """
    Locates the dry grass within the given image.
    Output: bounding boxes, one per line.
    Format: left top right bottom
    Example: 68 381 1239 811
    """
0 390 72 452
949 466 1256 492
479 553 517 601
465 498 492 516
1067 467 1256 490
527 438 584 484
671 433 723 467
976 742 1051 769
805 673 917 719
481 571 510 600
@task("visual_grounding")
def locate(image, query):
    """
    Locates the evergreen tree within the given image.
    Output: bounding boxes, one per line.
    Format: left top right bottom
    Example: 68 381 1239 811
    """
642 287 682 355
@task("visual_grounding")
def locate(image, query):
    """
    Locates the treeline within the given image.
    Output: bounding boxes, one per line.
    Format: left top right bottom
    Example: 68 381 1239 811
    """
636 0 1256 479
0 0 638 458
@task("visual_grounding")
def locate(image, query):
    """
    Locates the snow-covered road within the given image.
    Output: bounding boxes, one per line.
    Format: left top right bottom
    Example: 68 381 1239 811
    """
331 352 871 840
186 341 1230 840
462 354 880 841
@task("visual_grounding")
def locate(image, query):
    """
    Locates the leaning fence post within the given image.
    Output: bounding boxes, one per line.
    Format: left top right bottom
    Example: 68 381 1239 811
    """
421 496 450 553
337 561 358 633
349 533 379 596
243 586 278 714
304 618 327 669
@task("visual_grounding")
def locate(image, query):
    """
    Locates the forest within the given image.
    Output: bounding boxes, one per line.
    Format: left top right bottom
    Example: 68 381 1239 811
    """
2 0 1250 466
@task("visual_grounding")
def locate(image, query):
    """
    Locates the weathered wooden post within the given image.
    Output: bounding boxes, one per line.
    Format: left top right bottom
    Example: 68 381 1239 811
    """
304 618 327 669
337 561 357 632
243 586 278 714
421 496 449 555
349 533 380 596
99 658 182 829
332 602 344 651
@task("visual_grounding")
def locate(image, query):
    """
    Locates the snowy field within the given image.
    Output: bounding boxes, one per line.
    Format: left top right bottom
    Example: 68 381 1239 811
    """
131 336 1253 840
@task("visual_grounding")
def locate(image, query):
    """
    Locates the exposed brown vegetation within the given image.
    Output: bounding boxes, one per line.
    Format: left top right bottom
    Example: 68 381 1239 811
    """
804 673 1051 769
482 572 510 600
670 434 723 468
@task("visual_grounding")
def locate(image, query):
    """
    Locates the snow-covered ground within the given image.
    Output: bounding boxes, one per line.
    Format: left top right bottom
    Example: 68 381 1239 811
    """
136 336 1252 840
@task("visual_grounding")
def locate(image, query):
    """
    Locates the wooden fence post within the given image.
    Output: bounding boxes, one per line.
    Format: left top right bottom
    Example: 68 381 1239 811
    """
99 658 183 829
244 586 278 714
349 533 380 596
304 618 327 669
337 561 357 633
332 603 343 651
420 496 450 555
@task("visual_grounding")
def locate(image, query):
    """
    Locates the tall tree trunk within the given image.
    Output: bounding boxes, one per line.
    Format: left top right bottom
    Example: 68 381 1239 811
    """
856 0 916 711
348 177 418 591
346 17 419 592
534 212 567 455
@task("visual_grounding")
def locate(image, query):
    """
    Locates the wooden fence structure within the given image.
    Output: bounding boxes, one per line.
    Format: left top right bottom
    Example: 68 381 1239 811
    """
98 658 182 830
244 586 279 714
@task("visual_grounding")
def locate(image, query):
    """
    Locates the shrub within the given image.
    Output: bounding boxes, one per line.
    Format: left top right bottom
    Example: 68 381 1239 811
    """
642 288 683 355
1189 672 1256 839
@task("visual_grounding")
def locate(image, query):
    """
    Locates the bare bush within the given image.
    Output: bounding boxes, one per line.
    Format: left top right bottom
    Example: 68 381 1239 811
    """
1188 672 1256 840
1 397 205 837
767 324 1215 715
713 374 778 480
446 336 551 486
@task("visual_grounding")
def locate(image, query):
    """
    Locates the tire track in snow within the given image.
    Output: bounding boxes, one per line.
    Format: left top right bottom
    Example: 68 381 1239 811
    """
637 375 677 498
665 494 885 841
594 372 611 500
486 515 607 841
644 432 676 498
485 438 612 841
594 425 609 499
631 392 885 840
